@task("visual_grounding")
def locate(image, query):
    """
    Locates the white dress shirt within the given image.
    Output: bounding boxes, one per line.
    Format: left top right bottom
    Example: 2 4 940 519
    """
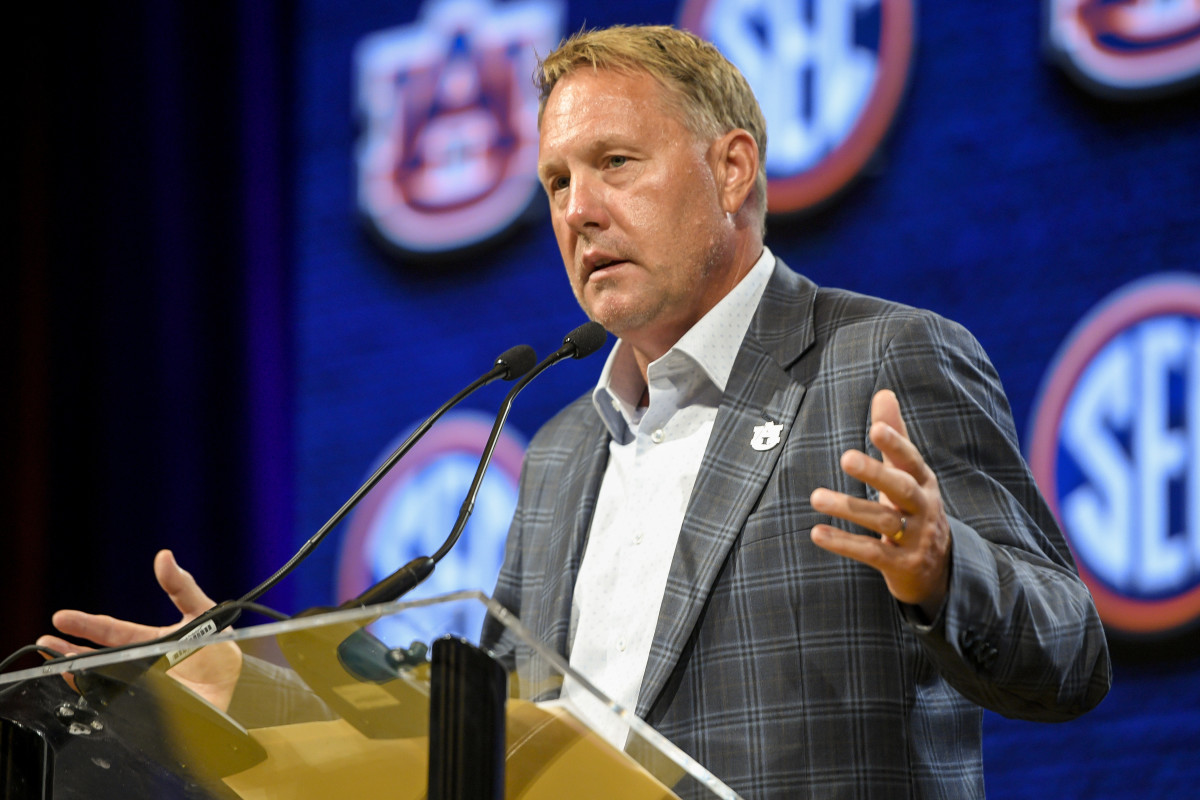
561 247 776 748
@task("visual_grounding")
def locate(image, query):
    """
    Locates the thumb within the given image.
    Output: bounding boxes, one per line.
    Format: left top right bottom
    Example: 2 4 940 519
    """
154 550 217 621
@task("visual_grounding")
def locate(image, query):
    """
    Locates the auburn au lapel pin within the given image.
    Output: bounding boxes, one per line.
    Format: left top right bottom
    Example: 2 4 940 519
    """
751 421 783 451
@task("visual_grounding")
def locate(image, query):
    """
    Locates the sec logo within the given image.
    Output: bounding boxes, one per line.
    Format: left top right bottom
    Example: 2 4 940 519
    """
680 0 913 214
1029 275 1200 637
1046 0 1200 98
354 0 563 256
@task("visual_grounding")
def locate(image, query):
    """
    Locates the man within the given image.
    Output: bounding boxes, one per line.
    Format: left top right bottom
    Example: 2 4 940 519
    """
479 23 1110 797
43 24 1109 798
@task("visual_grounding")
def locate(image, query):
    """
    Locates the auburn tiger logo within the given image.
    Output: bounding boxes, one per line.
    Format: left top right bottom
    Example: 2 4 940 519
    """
1046 0 1200 97
354 0 563 256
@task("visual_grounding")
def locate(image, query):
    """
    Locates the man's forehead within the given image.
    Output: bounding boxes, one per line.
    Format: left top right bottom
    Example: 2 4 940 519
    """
540 69 688 140
539 67 674 120
539 79 641 146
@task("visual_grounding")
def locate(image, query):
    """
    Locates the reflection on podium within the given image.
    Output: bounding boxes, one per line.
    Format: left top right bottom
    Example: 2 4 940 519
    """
0 592 739 799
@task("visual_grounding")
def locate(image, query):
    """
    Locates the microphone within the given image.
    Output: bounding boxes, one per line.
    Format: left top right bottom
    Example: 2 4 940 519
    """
430 320 606 563
318 322 606 693
559 320 608 360
338 320 608 609
234 343 538 610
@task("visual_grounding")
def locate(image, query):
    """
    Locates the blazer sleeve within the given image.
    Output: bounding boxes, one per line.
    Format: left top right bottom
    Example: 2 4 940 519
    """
876 311 1111 721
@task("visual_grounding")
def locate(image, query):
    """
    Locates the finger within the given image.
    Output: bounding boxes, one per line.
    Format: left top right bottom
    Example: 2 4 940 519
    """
871 389 909 443
870 390 934 484
49 609 163 648
810 488 906 538
36 634 92 657
810 524 890 570
35 637 85 693
154 550 217 619
869 420 934 487
838 450 923 514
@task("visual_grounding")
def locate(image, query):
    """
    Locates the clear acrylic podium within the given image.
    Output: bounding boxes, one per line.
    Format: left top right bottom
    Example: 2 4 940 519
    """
0 592 741 799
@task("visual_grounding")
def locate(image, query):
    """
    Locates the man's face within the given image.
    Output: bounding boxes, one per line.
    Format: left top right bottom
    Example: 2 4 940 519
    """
537 68 738 356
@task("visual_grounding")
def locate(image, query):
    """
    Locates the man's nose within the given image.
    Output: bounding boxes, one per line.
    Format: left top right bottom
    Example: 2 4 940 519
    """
564 176 608 231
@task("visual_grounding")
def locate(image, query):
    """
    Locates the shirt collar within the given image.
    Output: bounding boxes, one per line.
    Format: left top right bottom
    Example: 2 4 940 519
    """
591 247 776 440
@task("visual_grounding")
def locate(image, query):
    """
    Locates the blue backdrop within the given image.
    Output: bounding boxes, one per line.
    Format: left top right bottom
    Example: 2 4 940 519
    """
289 1 1200 796
8 0 1198 796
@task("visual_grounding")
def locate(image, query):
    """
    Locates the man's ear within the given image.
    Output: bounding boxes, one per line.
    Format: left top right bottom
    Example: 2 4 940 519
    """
712 129 760 216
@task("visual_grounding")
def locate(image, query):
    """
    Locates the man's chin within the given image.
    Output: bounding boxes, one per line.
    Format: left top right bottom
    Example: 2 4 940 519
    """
584 283 676 336
584 304 644 338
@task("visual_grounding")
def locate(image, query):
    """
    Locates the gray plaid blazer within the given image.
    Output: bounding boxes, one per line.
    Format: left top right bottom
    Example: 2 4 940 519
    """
483 260 1110 798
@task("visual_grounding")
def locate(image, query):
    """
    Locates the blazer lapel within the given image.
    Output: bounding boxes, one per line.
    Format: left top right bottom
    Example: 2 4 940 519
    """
636 260 818 716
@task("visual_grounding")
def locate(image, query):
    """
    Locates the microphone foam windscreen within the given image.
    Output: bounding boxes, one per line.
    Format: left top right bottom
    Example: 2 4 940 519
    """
563 321 607 359
496 344 537 379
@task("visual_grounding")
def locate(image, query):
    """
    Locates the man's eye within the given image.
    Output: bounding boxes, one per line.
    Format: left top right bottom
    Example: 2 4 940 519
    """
550 176 570 191
608 155 627 168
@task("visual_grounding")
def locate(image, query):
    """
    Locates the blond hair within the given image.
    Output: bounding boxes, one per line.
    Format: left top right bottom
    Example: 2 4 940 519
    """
537 25 768 225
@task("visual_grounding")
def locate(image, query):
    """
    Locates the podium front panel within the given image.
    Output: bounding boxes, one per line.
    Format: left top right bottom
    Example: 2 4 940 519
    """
0 592 741 799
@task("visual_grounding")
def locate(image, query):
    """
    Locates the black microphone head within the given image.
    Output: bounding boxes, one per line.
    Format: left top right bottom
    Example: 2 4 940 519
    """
562 321 607 359
495 344 537 380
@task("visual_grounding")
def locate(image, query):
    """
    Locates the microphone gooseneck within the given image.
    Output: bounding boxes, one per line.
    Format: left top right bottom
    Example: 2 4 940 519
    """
430 321 607 565
238 343 538 606
291 324 605 693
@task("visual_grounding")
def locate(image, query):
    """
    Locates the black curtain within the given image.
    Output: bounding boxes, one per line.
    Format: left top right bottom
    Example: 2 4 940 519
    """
6 1 294 662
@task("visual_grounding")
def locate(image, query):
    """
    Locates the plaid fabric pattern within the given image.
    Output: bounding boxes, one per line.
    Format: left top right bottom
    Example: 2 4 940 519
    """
484 260 1110 798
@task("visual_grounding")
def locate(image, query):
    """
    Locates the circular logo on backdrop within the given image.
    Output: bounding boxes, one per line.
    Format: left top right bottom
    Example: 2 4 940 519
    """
1045 0 1200 98
680 0 913 214
354 0 564 256
1029 275 1200 637
337 410 525 646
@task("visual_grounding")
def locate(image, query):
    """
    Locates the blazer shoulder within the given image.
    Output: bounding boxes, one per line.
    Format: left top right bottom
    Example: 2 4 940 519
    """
748 257 988 375
811 285 983 353
813 284 930 324
525 392 601 455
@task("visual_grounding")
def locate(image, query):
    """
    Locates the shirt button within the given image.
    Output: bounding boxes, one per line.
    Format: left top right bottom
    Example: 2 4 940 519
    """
651 429 665 443
633 531 643 545
616 638 626 652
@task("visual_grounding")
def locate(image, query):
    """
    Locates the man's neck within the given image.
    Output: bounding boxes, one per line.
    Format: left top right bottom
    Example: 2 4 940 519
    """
625 242 765 382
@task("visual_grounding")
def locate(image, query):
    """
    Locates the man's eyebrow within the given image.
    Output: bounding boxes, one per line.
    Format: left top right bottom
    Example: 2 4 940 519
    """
589 134 635 151
536 134 641 176
535 160 562 181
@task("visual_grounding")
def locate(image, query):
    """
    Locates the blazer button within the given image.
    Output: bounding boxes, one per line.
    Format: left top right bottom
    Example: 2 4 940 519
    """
982 646 999 670
958 627 995 671
959 627 978 648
